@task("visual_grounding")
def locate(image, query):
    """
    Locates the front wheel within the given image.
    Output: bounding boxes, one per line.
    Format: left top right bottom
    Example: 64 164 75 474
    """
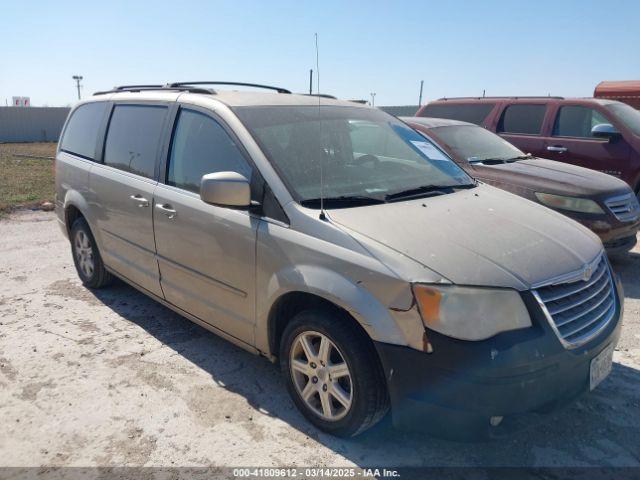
280 309 389 437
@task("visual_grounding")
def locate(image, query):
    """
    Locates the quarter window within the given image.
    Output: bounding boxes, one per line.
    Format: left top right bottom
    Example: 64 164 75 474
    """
497 104 547 135
103 104 167 179
553 106 610 138
167 109 251 193
60 102 108 160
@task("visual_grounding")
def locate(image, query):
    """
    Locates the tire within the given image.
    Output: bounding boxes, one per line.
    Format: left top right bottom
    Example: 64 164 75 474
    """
70 217 113 289
280 309 389 437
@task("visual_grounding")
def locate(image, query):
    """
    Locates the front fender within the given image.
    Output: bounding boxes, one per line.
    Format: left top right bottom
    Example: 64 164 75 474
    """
255 222 426 356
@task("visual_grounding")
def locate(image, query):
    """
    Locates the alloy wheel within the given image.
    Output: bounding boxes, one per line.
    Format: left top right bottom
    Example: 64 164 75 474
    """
74 230 95 278
289 331 353 421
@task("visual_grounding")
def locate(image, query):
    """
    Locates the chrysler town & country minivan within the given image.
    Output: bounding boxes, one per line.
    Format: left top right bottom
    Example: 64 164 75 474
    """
55 83 623 438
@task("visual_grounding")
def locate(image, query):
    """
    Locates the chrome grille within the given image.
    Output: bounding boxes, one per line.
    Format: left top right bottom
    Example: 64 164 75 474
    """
605 193 640 223
534 255 616 348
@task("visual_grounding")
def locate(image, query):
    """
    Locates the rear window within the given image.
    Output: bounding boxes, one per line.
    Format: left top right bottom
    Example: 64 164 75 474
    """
497 104 547 135
420 103 495 125
60 102 108 160
103 104 168 179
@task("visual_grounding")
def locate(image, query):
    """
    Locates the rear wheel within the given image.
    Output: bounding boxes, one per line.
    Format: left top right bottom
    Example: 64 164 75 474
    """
280 309 389 437
70 218 113 288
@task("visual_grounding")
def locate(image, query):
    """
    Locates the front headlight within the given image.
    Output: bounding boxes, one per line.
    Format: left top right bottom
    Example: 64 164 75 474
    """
412 284 531 341
535 192 604 214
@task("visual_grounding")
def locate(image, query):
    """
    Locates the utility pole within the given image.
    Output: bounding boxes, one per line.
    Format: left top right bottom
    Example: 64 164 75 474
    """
370 92 376 107
72 75 83 100
309 69 313 95
418 80 424 106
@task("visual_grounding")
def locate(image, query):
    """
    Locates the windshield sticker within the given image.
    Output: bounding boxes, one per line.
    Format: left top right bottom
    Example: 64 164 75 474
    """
410 141 449 161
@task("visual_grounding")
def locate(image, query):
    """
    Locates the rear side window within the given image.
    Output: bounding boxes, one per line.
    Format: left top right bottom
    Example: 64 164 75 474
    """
497 104 547 135
553 106 609 138
103 104 167 179
60 102 108 160
167 109 252 193
420 103 495 125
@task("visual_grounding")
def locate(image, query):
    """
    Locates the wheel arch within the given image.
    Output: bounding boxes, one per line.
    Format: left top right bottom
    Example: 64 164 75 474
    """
267 291 369 358
260 265 419 359
62 190 98 241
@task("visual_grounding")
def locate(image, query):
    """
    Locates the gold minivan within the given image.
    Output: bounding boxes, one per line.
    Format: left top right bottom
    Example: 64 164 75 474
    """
56 82 622 438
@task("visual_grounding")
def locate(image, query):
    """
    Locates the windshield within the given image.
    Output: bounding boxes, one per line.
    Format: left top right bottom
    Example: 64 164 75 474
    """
430 124 527 163
234 106 474 207
606 102 640 136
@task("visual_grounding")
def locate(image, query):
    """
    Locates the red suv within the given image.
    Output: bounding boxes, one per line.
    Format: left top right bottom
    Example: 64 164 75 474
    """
416 97 640 201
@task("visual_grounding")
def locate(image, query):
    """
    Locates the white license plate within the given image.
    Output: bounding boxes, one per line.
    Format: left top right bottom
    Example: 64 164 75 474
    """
590 344 614 391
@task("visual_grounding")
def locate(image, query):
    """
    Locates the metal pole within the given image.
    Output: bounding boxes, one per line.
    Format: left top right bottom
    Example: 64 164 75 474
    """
309 69 313 95
418 80 424 105
72 75 83 100
370 92 376 107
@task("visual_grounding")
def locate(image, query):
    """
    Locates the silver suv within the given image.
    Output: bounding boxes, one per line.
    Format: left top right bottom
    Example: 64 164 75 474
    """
55 82 623 438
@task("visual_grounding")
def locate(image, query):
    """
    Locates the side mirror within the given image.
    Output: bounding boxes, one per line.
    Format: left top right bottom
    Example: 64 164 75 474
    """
200 171 251 208
591 123 620 141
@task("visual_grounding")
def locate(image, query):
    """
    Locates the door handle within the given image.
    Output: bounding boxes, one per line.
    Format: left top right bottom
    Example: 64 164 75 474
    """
156 203 177 219
129 194 149 207
547 146 568 153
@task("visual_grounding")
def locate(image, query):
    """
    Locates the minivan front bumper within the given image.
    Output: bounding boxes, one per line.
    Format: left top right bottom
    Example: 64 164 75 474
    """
374 287 623 439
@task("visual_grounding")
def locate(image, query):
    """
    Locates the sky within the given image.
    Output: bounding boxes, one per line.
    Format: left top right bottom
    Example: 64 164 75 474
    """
1 0 639 107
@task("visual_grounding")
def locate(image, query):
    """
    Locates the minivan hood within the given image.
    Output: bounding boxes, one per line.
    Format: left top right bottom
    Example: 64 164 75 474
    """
474 158 629 196
328 184 603 290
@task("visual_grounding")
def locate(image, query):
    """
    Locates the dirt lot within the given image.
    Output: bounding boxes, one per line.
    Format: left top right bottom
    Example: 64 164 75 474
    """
0 210 639 468
0 143 56 215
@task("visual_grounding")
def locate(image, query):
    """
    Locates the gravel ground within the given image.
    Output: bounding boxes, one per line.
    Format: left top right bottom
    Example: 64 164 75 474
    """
0 210 639 468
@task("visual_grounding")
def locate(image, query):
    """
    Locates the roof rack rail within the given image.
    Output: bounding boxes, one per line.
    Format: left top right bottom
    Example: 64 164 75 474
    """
168 81 291 94
94 84 212 96
94 81 292 96
437 95 564 101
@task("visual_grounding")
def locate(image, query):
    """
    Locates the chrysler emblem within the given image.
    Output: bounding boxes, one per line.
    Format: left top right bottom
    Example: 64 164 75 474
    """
582 265 593 282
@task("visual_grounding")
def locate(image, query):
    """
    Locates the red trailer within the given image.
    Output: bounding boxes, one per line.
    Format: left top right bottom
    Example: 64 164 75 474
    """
595 81 640 109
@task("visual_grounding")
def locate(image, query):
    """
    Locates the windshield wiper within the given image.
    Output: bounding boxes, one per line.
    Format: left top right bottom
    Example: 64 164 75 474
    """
385 183 475 202
469 154 531 164
469 157 508 165
300 195 386 209
505 154 533 162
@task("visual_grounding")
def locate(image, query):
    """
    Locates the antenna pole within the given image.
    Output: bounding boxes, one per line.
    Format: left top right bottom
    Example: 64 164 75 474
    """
309 69 313 95
418 80 424 105
315 33 326 220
